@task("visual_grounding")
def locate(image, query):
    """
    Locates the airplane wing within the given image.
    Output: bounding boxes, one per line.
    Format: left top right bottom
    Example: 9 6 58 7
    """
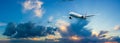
86 15 95 17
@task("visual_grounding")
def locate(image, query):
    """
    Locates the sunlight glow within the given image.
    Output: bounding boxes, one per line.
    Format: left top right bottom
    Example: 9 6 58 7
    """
69 35 81 41
56 20 70 32
92 31 99 37
104 42 118 43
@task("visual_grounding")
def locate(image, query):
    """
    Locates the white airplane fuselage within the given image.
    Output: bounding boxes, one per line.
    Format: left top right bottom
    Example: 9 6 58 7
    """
69 14 86 19
69 12 94 19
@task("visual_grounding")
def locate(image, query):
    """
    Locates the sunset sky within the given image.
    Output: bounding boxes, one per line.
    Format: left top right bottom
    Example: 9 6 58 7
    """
0 0 120 39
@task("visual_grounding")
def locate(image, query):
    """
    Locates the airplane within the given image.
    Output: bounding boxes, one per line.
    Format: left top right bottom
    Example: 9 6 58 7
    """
69 12 95 19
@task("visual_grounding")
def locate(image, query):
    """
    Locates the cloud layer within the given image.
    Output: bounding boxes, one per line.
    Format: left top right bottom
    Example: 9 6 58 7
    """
3 19 120 42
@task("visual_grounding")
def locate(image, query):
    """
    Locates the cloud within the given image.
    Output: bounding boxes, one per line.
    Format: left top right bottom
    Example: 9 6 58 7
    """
99 31 108 35
3 22 58 38
91 31 99 37
111 36 120 41
53 17 92 38
68 18 92 37
114 25 120 30
48 16 54 23
97 31 108 38
3 22 16 36
0 22 6 26
3 19 120 42
55 20 70 32
69 35 82 41
23 0 43 17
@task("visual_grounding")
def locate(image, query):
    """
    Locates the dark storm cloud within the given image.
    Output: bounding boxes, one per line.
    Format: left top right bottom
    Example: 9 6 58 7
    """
67 18 92 37
3 22 16 36
111 36 120 41
3 21 57 38
97 30 108 37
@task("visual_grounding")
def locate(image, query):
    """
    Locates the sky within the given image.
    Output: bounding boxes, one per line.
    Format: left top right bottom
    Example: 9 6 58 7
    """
0 0 120 39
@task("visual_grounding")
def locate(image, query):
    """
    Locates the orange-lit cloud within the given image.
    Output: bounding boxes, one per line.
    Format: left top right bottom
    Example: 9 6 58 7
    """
59 26 67 32
114 25 120 30
69 35 81 41
46 32 62 39
104 42 118 43
56 20 70 32
47 35 55 39
32 38 40 40
92 31 99 37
